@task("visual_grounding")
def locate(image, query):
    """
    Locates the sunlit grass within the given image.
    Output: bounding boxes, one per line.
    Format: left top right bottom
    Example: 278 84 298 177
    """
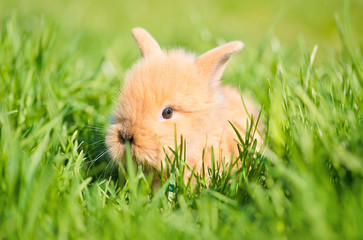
1 7 363 240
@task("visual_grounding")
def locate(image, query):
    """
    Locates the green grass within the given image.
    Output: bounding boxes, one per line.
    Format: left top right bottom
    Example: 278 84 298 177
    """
1 1 363 239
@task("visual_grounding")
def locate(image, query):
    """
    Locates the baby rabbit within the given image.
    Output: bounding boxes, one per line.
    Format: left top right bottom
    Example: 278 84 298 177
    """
106 27 262 180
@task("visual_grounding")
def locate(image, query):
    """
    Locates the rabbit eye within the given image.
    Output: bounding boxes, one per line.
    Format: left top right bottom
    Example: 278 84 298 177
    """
162 107 173 120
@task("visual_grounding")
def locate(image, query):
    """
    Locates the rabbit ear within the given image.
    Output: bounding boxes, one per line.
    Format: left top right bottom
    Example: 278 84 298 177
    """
195 41 244 84
132 27 162 57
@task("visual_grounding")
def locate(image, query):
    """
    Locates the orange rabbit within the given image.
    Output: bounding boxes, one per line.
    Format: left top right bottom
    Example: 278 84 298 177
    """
106 27 262 179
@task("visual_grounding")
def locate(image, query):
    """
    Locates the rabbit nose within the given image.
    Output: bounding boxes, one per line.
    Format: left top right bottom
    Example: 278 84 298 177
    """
118 130 134 144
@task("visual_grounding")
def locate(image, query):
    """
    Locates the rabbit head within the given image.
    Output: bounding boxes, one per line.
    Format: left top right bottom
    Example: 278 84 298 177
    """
106 27 244 171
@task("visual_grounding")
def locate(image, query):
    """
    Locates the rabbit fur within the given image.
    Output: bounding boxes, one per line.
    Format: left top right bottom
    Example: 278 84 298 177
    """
106 27 262 179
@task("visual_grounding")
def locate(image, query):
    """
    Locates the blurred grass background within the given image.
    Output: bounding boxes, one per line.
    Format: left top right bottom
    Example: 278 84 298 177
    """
2 0 362 64
1 0 363 239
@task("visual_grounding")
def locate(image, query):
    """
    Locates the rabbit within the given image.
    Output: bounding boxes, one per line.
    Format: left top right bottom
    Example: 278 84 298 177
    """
106 27 263 182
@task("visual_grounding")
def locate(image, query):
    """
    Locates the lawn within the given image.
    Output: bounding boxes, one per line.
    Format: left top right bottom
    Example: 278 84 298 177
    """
1 0 363 239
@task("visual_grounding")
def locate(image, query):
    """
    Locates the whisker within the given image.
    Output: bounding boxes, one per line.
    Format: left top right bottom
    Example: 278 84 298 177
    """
78 128 107 134
86 150 108 175
97 157 117 181
85 146 108 159
87 139 106 147
71 123 107 129
70 124 107 133
85 149 107 164
84 141 108 155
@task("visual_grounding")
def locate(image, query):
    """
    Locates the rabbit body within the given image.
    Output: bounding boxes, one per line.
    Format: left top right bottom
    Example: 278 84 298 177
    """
106 28 262 176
